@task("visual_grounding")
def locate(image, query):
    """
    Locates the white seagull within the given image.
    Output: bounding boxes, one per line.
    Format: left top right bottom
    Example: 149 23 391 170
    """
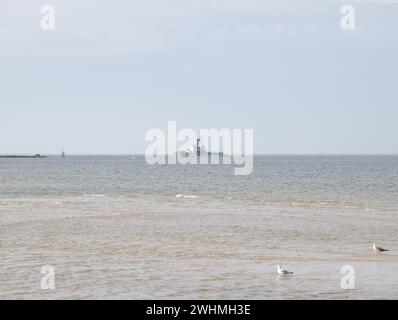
373 243 389 253
277 265 293 276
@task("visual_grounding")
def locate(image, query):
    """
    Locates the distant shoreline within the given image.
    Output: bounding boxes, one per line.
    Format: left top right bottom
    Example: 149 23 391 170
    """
0 155 47 158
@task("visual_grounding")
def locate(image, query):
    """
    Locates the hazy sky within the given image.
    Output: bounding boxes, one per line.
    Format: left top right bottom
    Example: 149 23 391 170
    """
0 0 397 154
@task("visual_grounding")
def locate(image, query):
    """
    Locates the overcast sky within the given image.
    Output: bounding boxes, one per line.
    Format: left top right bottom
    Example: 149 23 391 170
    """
0 0 397 154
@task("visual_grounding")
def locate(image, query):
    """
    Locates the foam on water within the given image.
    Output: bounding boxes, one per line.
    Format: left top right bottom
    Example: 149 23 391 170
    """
176 194 199 198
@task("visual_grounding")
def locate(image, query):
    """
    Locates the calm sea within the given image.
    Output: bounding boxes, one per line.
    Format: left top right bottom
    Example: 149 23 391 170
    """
1 155 398 299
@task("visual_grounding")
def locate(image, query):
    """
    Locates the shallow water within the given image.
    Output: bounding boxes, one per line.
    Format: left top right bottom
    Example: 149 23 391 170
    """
1 155 398 299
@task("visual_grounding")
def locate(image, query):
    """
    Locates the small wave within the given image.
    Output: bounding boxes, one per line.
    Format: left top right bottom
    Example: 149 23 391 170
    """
176 194 198 199
83 194 106 198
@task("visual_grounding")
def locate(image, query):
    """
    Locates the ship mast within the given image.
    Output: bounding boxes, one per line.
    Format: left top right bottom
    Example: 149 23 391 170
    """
196 138 201 156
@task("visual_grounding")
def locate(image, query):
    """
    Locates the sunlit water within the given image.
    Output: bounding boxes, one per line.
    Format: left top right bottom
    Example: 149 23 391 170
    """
1 155 398 299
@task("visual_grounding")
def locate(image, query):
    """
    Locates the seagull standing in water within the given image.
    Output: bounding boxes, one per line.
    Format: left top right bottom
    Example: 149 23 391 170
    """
373 243 389 253
277 265 293 276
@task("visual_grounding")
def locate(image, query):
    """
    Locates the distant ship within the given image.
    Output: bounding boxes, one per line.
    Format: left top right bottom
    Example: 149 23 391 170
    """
61 149 65 158
178 138 208 157
177 138 224 158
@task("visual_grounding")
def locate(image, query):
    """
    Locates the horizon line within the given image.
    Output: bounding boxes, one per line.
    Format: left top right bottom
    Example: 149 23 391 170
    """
2 153 398 157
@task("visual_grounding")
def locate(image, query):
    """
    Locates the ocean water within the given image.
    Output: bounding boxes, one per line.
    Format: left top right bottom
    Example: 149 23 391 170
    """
1 155 398 299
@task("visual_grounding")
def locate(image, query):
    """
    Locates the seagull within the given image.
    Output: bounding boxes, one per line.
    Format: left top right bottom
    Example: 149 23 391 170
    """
277 265 293 276
373 243 389 253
